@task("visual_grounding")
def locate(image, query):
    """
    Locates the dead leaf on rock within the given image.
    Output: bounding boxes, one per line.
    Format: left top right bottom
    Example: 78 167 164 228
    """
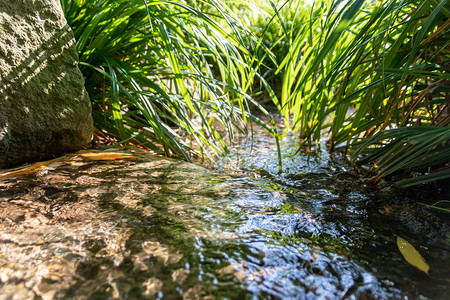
0 150 139 179
0 157 65 179
75 151 138 161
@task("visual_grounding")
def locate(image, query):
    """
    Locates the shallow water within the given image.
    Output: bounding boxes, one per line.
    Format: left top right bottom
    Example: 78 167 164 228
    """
0 132 449 299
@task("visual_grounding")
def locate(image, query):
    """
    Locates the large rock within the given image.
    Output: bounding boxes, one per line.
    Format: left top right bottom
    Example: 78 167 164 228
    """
0 0 93 169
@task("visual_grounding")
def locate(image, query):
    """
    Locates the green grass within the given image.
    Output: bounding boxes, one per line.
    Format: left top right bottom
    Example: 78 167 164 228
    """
61 0 280 162
353 126 450 186
245 0 449 186
62 0 448 187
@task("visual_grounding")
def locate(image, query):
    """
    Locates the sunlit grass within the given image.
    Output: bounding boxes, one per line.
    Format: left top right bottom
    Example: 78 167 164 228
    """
61 0 280 162
242 0 449 186
63 0 448 186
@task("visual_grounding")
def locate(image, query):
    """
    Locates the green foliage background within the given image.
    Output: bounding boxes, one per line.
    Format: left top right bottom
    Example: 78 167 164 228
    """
62 0 449 187
61 0 278 162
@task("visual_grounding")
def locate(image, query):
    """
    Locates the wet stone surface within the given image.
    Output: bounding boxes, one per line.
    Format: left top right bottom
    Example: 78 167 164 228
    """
0 148 449 299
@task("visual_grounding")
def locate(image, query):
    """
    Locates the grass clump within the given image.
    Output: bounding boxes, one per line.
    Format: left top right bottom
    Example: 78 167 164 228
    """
61 0 279 162
247 0 449 186
63 0 448 187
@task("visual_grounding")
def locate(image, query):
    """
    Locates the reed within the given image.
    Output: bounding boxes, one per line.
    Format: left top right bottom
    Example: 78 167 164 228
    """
61 0 279 162
250 0 449 186
62 0 449 186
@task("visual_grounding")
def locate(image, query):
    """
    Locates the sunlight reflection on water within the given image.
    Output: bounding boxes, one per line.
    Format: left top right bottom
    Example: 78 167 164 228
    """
0 134 448 299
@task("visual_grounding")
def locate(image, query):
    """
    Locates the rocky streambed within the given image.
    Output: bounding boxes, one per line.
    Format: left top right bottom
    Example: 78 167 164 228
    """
0 146 449 299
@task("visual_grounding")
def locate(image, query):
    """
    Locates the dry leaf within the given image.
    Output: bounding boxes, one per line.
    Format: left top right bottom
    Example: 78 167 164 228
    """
76 151 138 160
0 157 66 178
397 236 429 274
0 150 138 179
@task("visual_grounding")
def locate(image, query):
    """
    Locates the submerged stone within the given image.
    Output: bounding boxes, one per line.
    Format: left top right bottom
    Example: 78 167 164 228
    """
0 151 221 299
0 0 93 169
0 149 449 299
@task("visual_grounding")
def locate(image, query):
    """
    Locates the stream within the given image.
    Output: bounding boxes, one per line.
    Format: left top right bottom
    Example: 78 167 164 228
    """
0 129 449 299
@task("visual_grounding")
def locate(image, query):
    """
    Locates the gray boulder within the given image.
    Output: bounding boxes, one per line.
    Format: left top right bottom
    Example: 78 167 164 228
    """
0 0 93 169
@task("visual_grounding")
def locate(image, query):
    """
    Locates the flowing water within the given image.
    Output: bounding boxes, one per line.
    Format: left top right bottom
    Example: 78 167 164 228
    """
0 129 449 299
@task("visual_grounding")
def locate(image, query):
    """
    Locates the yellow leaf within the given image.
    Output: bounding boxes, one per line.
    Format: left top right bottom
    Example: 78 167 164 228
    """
0 151 138 179
77 151 138 161
397 236 429 274
0 157 66 178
